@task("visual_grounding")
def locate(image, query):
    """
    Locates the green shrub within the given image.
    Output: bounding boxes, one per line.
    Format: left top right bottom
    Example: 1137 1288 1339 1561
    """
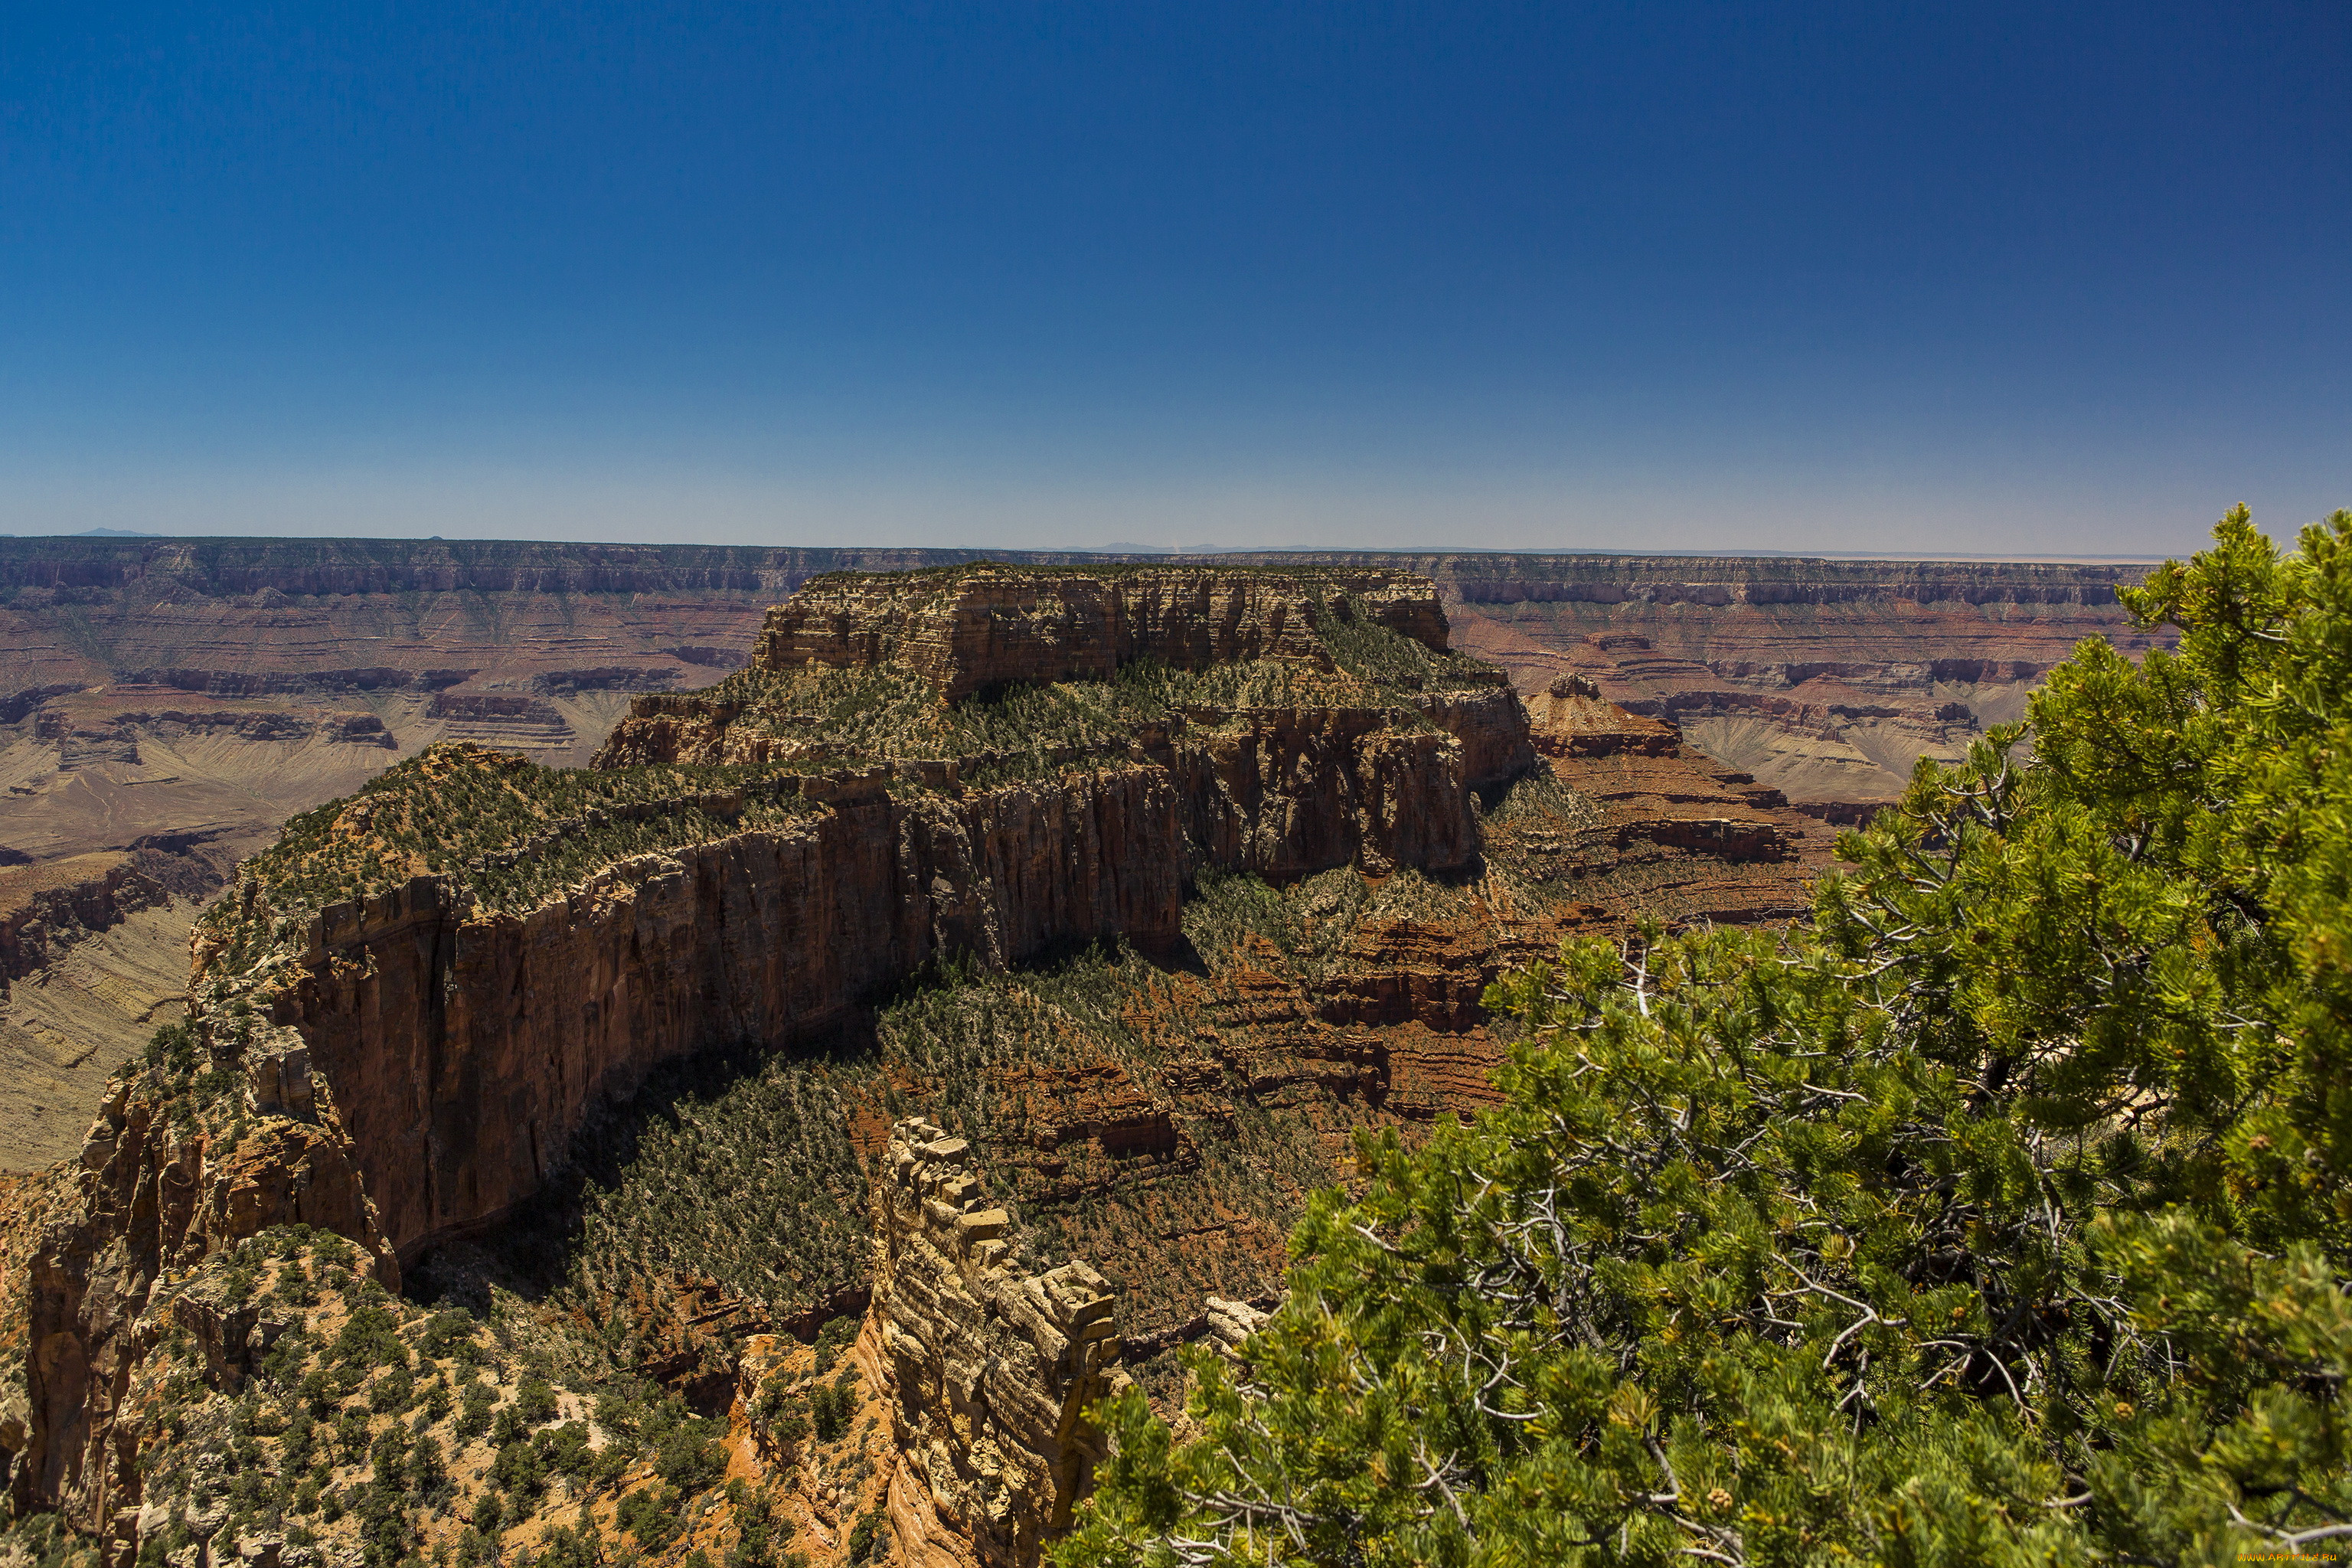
279 1410 315 1469
846 1508 886 1566
367 1426 410 1491
750 1374 805 1446
808 1381 854 1446
334 1409 371 1463
616 1487 683 1549
260 1328 314 1387
330 1304 407 1377
270 1262 317 1308
1062 507 2352 1566
366 1365 414 1415
654 1419 725 1494
813 1315 858 1361
143 1021 198 1076
534 1421 594 1479
405 1432 446 1501
492 1406 526 1448
492 1432 548 1500
420 1311 475 1358
537 1523 603 1568
455 1382 496 1442
514 1377 559 1426
592 1391 645 1449
352 1481 410 1568
726 1491 795 1568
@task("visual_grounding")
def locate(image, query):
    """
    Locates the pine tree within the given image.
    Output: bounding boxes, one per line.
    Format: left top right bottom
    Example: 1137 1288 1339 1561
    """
1059 508 2352 1566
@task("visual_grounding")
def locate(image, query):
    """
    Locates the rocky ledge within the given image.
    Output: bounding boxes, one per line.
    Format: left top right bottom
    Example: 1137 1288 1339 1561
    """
752 564 1449 701
872 1119 1125 1568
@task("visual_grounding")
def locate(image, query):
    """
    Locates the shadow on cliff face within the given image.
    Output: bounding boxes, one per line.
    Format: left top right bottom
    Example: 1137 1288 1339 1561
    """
387 836 1599 1421
400 1013 886 1405
386 912 1319 1410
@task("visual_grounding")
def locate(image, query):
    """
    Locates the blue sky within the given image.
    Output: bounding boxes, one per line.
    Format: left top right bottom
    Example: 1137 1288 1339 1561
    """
2 2 2344 554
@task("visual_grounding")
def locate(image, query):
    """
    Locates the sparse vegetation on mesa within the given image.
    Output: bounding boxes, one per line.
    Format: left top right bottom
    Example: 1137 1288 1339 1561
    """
194 596 1488 969
193 742 829 967
700 603 1491 764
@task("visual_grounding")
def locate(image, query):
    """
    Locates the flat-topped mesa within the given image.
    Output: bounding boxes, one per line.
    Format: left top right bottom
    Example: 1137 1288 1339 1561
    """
873 1117 1127 1567
750 564 1452 699
0 567 1534 1535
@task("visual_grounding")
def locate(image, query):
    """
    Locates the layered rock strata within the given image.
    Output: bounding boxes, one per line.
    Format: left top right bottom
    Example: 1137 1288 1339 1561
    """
0 561 1854 1568
872 1119 1125 1568
254 761 1183 1258
0 539 2159 1135
0 565 1534 1544
754 565 1448 699
0 842 229 996
0 538 2164 866
0 1027 396 1535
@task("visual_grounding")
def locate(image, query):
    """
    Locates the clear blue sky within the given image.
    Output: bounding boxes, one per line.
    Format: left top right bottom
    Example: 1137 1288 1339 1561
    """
2 2 2344 554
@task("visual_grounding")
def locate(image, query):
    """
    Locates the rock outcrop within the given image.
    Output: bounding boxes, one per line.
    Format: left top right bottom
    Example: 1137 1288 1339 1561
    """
0 564 1538 1554
755 565 1449 700
256 762 1183 1259
0 842 230 997
0 539 2162 1152
0 1027 394 1534
871 1119 1125 1568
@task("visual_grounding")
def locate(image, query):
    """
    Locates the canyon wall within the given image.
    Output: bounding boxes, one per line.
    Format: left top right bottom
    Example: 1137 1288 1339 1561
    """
1370 552 2173 815
0 1027 397 1534
256 763 1183 1260
0 537 2161 1108
756 566 1449 697
270 653 1508 1263
1 539 2162 825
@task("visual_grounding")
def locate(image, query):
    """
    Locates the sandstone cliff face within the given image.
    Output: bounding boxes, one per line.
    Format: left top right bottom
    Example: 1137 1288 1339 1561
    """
0 539 2148 1165
599 707 1485 884
253 763 1181 1262
1165 710 1475 878
871 1119 1125 1568
753 567 1448 700
72 558 1508 1476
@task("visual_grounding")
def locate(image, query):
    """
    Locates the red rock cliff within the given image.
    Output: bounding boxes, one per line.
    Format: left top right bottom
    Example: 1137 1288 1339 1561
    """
753 566 1449 700
259 764 1183 1261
